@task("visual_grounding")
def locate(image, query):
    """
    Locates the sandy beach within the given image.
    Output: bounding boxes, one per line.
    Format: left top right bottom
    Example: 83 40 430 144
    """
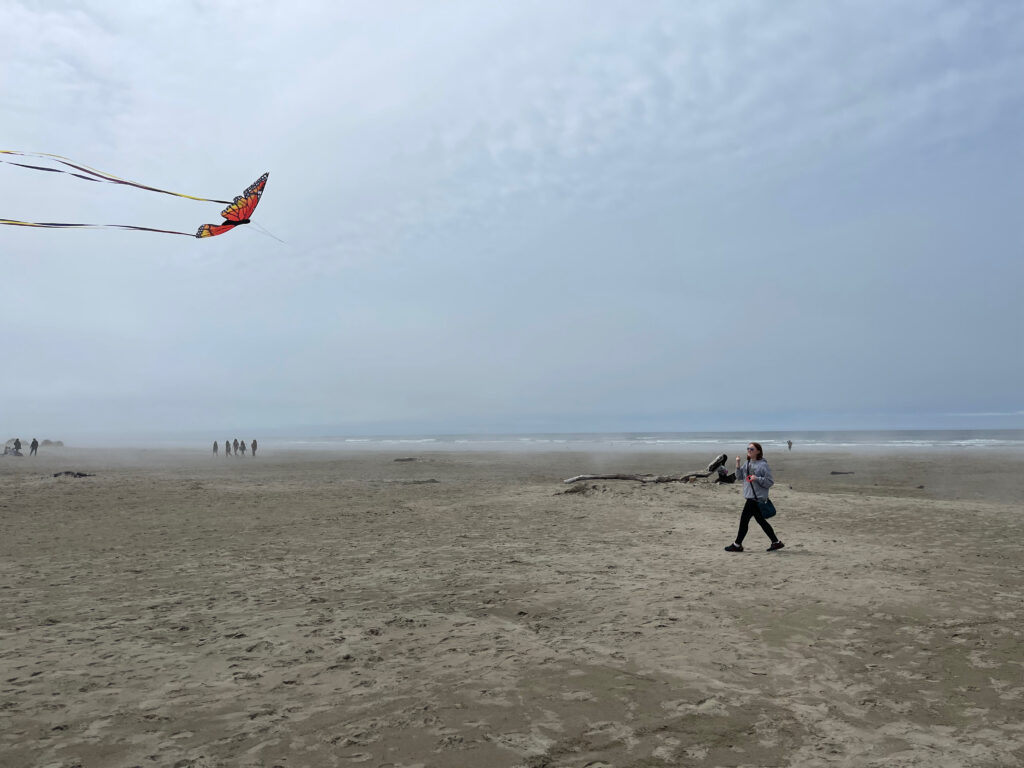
1 447 1022 767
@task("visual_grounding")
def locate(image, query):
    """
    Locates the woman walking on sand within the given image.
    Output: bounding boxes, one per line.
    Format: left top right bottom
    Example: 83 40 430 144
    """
724 441 784 552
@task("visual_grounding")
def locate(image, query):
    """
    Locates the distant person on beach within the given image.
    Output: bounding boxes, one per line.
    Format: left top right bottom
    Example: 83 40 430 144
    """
225 440 232 456
30 438 38 456
239 440 246 456
251 439 257 457
787 439 793 451
213 441 218 456
233 439 239 455
724 441 784 553
13 438 21 454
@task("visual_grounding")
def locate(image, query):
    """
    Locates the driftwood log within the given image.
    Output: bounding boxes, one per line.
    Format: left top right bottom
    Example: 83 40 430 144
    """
563 471 711 484
563 454 731 485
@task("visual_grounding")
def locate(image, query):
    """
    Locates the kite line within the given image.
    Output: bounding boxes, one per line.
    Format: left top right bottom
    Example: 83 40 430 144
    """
1 150 232 203
0 219 197 237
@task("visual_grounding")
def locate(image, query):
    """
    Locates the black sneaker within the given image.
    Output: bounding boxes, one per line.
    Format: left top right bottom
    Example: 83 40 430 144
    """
767 541 784 552
724 544 743 552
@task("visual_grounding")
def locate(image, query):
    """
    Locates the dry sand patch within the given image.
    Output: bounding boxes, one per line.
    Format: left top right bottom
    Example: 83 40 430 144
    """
1 449 1021 766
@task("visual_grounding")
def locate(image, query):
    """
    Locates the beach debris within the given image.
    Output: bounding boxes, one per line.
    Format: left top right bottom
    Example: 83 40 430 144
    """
559 483 605 495
562 452 753 485
383 478 438 484
830 471 855 475
52 471 94 478
563 470 711 485
714 466 737 484
707 453 728 472
393 457 417 462
1 150 270 239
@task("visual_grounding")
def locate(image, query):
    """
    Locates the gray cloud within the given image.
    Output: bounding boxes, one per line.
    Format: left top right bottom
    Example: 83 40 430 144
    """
2 0 1022 437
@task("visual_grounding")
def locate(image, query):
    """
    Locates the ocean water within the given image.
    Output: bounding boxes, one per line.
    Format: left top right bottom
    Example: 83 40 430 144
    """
273 430 1024 453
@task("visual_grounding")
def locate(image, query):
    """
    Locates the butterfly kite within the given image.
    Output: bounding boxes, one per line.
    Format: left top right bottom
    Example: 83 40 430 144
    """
1 150 269 238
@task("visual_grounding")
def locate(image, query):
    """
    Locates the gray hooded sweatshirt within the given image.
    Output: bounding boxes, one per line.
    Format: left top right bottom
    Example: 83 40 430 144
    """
741 458 774 500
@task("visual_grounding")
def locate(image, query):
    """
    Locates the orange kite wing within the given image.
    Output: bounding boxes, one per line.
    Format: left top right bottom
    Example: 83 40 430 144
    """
243 172 269 199
196 222 238 238
220 172 269 222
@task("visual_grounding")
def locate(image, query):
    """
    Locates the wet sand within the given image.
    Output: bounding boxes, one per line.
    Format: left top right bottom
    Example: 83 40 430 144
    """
1 447 1022 767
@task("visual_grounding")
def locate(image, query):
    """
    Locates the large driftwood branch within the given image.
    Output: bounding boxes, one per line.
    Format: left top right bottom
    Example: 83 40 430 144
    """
563 471 710 484
563 453 730 485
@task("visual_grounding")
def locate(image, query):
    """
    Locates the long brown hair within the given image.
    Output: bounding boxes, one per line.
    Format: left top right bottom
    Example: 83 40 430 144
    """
749 441 764 460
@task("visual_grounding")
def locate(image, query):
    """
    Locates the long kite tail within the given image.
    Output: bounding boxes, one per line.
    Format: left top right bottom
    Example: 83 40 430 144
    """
1 218 197 237
0 150 233 204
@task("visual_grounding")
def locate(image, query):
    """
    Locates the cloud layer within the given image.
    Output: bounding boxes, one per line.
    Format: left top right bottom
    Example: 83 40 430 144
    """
2 0 1022 436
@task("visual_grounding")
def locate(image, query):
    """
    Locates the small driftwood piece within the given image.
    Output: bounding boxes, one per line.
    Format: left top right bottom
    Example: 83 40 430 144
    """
563 471 710 484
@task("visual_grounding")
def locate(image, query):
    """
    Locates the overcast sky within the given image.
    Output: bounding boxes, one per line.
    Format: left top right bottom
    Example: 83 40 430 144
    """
2 0 1022 439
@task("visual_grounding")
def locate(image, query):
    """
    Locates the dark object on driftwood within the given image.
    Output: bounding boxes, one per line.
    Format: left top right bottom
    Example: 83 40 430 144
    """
53 471 94 478
830 471 855 475
707 453 728 472
714 467 737 484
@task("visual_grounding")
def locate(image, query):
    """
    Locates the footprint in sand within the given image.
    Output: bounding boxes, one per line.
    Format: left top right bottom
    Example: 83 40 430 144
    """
560 690 596 701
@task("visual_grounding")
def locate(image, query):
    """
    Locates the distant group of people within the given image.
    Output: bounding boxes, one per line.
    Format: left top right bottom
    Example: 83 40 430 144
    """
3 438 39 457
214 439 257 457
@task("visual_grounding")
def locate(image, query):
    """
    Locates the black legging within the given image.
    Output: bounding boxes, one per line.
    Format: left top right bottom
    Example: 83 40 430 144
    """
736 498 778 545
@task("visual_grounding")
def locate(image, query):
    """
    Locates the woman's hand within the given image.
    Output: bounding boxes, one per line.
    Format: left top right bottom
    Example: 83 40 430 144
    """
735 456 741 468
